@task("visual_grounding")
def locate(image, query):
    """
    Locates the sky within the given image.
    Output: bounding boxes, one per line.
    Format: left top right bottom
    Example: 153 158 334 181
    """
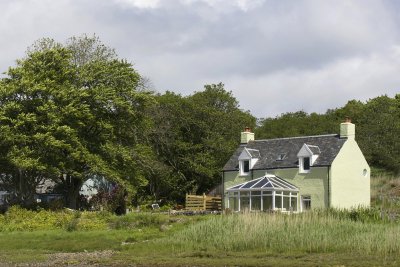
1 0 400 118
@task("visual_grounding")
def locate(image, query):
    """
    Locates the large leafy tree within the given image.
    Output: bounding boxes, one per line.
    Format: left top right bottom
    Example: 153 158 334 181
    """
0 36 154 208
144 83 256 202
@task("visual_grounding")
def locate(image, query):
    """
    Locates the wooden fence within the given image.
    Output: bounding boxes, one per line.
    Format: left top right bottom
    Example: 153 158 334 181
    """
185 193 222 211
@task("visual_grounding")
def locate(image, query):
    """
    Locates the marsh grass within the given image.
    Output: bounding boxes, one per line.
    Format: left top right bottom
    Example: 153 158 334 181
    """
161 211 400 256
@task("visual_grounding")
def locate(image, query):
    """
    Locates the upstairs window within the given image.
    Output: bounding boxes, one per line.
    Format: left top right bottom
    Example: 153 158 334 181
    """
243 160 250 173
303 157 310 171
297 144 318 174
299 157 311 173
238 148 259 176
240 160 250 175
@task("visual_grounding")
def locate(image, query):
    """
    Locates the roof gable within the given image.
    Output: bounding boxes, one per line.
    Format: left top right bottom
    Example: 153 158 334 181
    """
223 134 346 171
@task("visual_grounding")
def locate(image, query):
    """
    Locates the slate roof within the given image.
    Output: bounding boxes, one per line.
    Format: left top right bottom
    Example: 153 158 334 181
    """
307 145 321 154
223 134 346 171
247 148 260 158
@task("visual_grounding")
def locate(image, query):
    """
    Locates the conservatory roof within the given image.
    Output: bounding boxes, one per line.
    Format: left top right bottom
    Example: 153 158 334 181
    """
227 175 299 192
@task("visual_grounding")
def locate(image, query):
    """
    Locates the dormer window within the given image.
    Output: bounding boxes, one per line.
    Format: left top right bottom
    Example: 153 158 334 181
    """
276 153 286 161
297 144 320 174
238 148 259 176
241 160 250 174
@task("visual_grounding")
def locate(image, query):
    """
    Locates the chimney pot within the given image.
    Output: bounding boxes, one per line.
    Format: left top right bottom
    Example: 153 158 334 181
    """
241 127 254 143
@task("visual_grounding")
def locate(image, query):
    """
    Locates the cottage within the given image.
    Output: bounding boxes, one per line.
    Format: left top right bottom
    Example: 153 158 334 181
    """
222 119 370 212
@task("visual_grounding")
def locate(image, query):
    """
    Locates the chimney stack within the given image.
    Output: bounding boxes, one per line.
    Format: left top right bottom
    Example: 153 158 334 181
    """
241 127 254 143
340 118 355 139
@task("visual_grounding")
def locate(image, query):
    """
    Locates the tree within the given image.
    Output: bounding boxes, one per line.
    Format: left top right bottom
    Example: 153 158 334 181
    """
0 37 154 208
144 83 256 202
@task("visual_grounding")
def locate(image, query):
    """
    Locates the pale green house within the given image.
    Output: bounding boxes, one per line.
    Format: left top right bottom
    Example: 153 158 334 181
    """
222 120 370 212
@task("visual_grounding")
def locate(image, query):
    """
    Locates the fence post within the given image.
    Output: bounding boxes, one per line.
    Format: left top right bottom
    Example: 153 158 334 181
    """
203 193 206 211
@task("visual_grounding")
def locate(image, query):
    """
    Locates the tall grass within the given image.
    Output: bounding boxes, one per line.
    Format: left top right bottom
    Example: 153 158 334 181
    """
163 211 400 256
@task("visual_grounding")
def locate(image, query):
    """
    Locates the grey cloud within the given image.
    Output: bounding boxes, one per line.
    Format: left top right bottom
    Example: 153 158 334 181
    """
1 0 400 117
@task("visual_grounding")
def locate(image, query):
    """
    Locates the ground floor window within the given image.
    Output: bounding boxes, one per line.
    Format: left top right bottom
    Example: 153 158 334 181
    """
302 195 311 210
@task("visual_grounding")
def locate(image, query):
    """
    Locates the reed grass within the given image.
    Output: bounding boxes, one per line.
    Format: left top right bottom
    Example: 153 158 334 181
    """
162 210 400 256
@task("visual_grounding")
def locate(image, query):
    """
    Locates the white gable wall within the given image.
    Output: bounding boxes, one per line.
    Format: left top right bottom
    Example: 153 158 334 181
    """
330 139 370 208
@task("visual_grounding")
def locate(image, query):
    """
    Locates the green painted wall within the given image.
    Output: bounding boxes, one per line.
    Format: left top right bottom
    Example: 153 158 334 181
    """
223 167 329 210
330 139 370 208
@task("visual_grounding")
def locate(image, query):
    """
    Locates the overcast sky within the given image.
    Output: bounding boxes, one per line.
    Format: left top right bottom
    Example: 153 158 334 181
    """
1 0 400 118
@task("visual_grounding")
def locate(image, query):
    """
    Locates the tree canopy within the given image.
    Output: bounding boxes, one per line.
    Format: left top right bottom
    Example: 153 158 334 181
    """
0 36 154 208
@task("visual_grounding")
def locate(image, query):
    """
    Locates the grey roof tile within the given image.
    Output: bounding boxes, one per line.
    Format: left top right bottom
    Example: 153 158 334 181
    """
223 134 346 171
307 145 321 154
247 148 260 158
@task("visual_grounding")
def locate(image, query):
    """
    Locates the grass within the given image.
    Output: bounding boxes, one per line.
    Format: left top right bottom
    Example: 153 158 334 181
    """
1 210 398 266
1 174 400 266
160 211 400 255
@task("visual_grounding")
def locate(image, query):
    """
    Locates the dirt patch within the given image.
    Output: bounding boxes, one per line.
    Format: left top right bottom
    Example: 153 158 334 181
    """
12 250 115 266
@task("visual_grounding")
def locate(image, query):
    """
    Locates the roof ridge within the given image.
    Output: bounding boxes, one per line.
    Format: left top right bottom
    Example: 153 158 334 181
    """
253 134 338 142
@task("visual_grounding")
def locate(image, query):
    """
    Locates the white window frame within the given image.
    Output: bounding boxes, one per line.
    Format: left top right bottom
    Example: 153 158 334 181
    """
299 156 311 173
239 159 250 175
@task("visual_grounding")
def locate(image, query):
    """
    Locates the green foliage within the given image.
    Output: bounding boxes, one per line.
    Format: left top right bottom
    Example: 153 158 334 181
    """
0 206 112 232
143 83 256 202
0 35 155 208
0 206 74 231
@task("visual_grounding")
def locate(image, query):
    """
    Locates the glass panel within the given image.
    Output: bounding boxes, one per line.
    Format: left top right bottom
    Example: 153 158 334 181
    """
283 191 290 196
262 191 272 196
262 181 274 189
276 191 283 195
262 196 273 211
230 184 242 189
275 195 282 209
256 178 269 188
242 179 261 189
302 196 311 210
243 160 250 173
251 196 261 211
251 191 261 196
290 197 297 212
240 197 250 211
229 197 239 211
241 191 249 196
304 157 310 170
283 196 290 211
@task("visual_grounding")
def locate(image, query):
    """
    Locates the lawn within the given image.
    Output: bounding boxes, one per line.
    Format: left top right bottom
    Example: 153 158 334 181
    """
0 207 399 266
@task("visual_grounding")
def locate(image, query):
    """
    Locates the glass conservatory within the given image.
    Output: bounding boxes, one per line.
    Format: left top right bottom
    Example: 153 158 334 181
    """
226 174 299 212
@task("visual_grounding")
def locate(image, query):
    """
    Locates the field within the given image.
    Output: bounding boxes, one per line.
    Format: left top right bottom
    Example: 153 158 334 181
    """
0 175 399 266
